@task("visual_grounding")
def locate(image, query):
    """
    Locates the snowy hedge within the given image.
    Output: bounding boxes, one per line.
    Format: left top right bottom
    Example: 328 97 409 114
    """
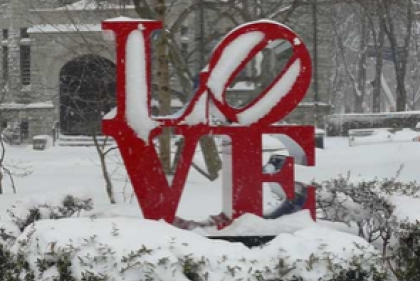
2 217 384 281
0 193 387 281
326 112 420 136
3 181 420 281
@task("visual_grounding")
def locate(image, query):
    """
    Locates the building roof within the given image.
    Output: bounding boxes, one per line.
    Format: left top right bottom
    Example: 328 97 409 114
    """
28 24 102 34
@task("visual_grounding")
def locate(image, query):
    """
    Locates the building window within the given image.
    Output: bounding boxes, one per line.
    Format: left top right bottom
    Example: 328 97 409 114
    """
180 25 188 36
181 43 188 59
2 46 8 84
20 45 30 86
20 120 29 140
20 28 29 39
2 29 8 40
20 28 31 86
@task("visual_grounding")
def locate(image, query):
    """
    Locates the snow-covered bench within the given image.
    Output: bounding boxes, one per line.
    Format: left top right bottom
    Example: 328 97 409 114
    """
348 128 393 146
32 135 51 150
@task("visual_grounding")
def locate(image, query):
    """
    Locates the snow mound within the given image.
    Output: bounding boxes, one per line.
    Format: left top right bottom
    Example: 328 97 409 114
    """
204 210 315 236
13 217 380 281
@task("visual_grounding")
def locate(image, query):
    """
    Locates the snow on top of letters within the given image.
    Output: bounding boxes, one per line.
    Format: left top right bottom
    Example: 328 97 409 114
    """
181 91 209 125
104 16 157 22
207 31 265 103
237 59 301 124
125 30 157 143
102 107 117 120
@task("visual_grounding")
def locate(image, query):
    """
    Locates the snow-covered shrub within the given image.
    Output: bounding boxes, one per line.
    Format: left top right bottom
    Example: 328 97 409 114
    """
7 195 93 232
385 221 420 281
0 195 94 281
316 176 420 245
35 246 76 281
0 244 35 281
0 194 93 248
0 192 393 281
317 177 395 246
0 221 20 246
3 218 385 281
316 176 420 281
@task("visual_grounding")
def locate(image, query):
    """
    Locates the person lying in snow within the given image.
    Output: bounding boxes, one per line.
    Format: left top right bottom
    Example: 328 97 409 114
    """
172 154 308 230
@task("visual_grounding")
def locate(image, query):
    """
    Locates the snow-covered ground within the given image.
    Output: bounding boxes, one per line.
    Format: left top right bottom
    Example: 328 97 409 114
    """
298 128 420 184
1 130 420 222
0 129 419 280
2 130 418 221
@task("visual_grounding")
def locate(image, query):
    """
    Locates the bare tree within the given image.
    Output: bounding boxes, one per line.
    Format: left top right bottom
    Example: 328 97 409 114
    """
329 3 368 113
132 0 224 178
381 0 414 112
153 0 172 174
407 30 420 110
354 0 386 113
17 0 123 203
367 0 386 113
129 0 305 178
329 0 417 113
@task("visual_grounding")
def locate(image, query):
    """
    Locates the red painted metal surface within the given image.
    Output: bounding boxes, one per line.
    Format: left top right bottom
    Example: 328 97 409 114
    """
101 19 315 226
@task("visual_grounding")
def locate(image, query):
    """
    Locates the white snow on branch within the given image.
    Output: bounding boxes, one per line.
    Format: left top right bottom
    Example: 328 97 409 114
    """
104 17 157 22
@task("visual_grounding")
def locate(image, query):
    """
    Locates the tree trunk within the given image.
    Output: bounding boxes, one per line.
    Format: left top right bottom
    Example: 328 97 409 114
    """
353 94 364 113
93 135 116 204
395 80 408 111
382 0 412 112
372 14 385 113
331 8 365 113
199 136 222 180
155 0 172 174
354 15 368 113
0 171 3 194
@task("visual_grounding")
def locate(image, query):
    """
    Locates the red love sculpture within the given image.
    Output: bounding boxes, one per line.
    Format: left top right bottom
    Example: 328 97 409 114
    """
101 19 315 226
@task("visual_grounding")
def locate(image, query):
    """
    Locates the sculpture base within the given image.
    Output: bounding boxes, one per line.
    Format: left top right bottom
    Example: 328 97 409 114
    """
207 235 276 248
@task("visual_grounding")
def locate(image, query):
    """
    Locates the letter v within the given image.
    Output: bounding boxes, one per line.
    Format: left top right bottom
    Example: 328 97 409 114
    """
112 127 201 223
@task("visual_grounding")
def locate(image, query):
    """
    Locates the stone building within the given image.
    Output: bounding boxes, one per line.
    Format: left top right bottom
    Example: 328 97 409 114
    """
0 0 333 143
0 0 135 141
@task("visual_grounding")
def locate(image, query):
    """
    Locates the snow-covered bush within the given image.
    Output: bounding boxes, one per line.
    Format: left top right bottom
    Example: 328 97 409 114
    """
316 176 420 281
0 244 35 281
317 177 395 246
0 189 410 281
7 195 93 232
385 221 420 281
0 194 93 246
0 217 384 281
0 195 93 281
